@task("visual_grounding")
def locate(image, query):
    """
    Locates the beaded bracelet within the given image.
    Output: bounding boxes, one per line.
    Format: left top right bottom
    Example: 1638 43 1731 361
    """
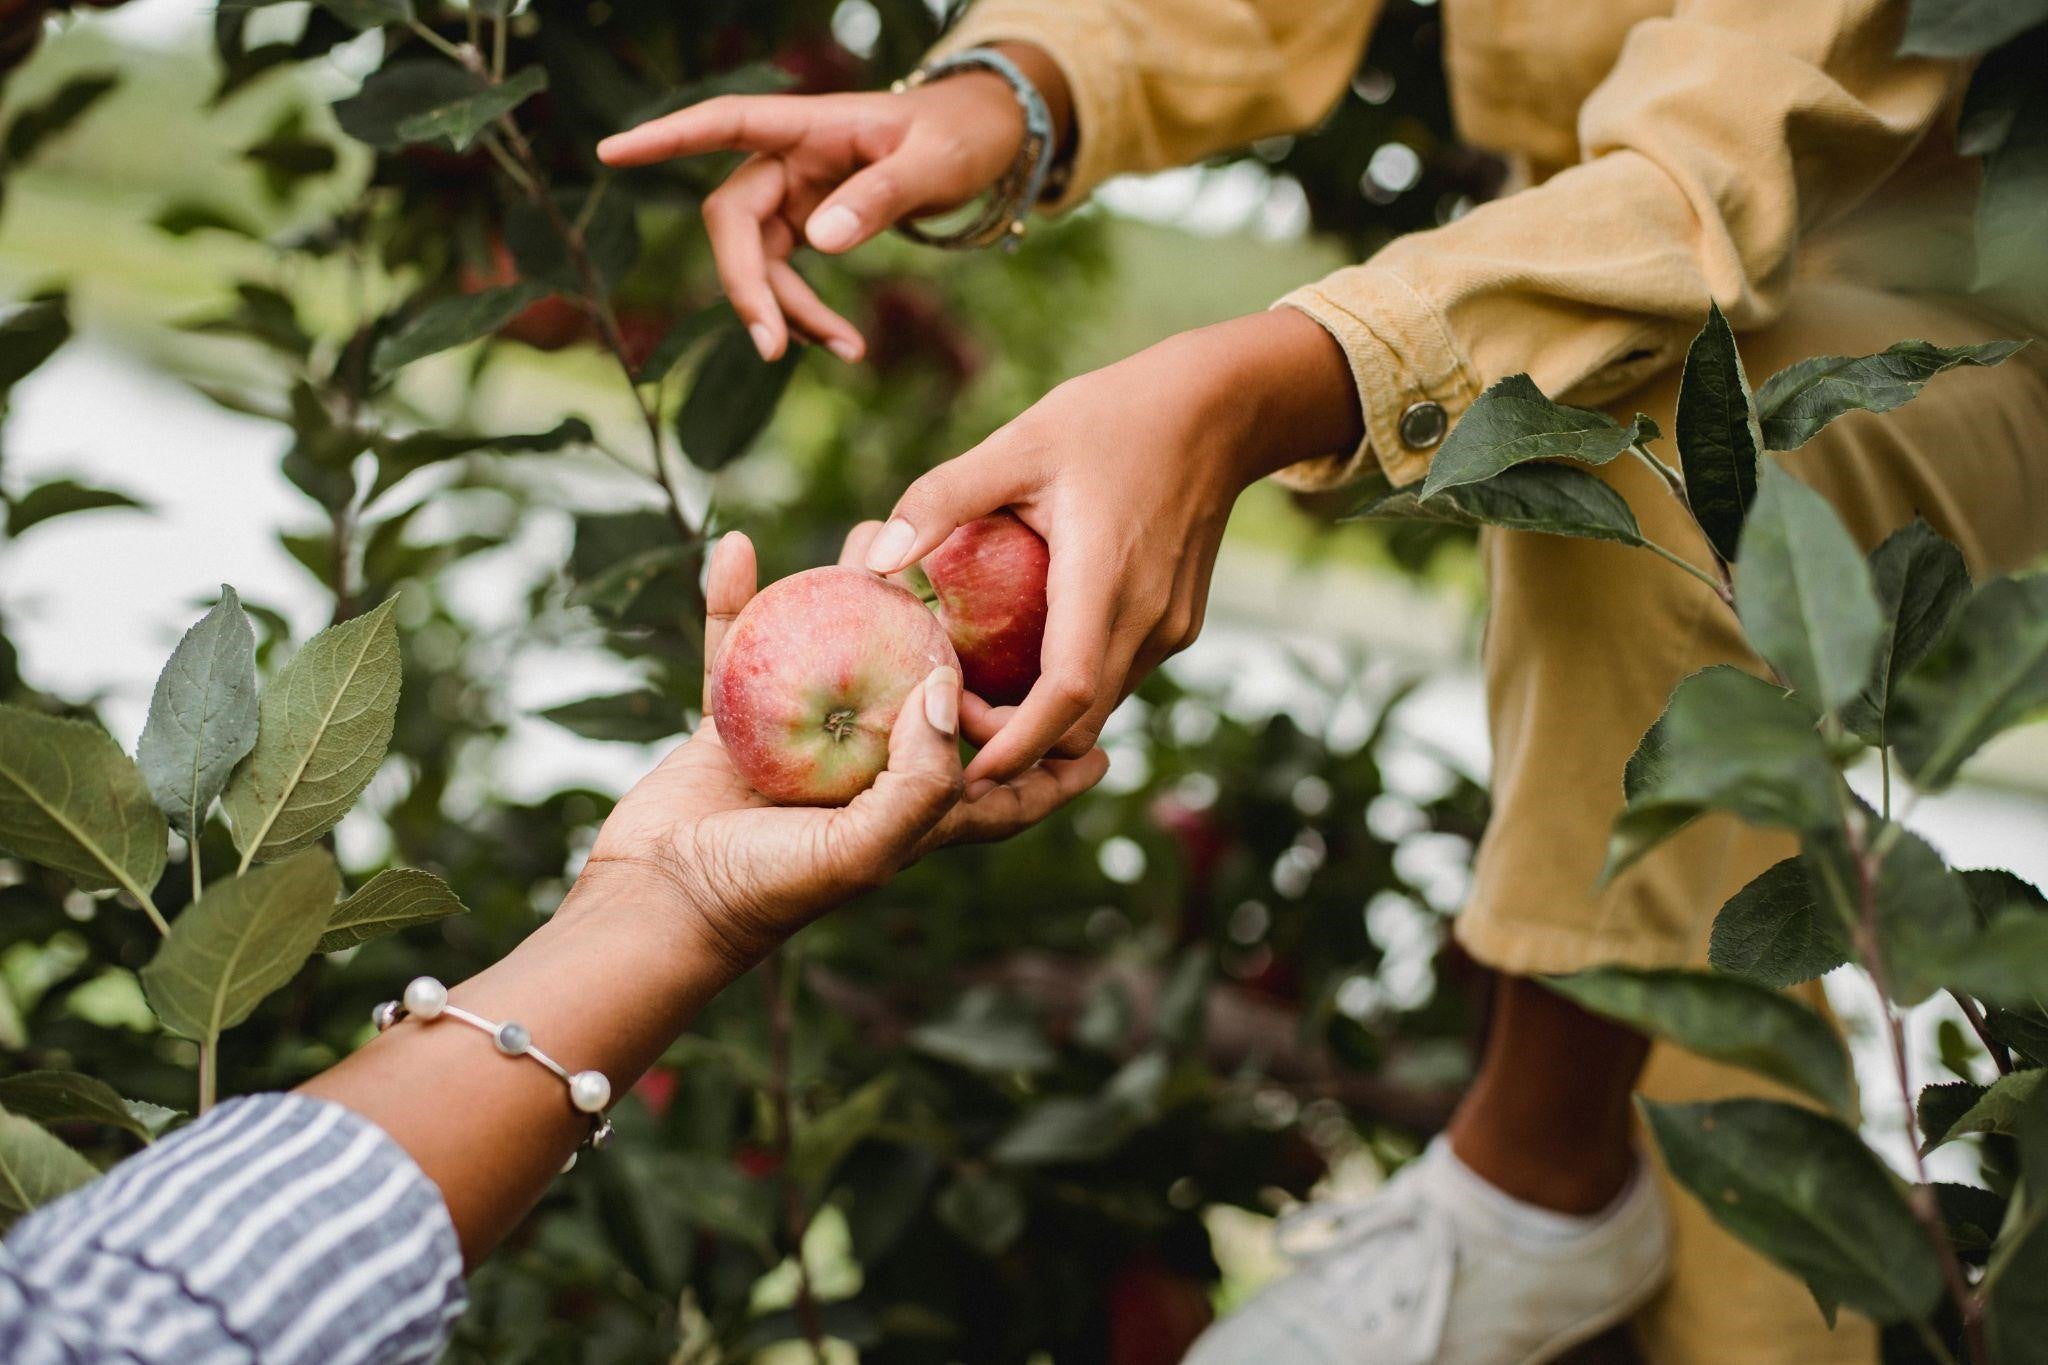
373 976 615 1169
891 47 1059 252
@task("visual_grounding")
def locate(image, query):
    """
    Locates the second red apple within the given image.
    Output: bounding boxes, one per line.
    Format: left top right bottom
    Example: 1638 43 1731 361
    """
923 511 1049 706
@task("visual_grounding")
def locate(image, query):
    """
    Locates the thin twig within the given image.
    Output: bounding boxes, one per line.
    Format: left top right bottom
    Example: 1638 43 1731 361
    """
197 1040 217 1115
1951 991 2014 1077
1640 537 1735 606
405 18 472 66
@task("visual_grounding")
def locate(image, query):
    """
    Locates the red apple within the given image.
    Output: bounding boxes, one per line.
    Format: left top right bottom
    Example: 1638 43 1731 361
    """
710 566 958 806
924 511 1049 705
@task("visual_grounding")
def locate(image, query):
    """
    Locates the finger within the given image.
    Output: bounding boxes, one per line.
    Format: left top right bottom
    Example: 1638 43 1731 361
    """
865 440 1032 575
1047 624 1143 761
702 531 759 698
804 150 931 254
959 692 1011 747
916 748 1109 856
703 156 792 359
838 520 885 568
767 259 864 362
962 554 1113 785
828 667 965 875
597 95 824 166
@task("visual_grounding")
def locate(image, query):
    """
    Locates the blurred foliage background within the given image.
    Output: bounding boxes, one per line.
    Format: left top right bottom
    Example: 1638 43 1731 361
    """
0 1 1508 1360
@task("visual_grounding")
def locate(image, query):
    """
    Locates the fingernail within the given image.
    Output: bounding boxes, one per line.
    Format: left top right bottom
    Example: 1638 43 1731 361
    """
866 519 915 573
748 323 776 359
924 667 959 735
965 779 997 801
827 337 861 362
807 204 861 252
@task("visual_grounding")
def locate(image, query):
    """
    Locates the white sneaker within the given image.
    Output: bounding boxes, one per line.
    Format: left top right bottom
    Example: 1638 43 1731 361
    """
1185 1139 1672 1365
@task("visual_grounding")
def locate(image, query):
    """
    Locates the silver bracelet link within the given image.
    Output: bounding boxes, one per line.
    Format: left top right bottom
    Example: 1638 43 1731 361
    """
373 976 615 1171
891 47 1060 251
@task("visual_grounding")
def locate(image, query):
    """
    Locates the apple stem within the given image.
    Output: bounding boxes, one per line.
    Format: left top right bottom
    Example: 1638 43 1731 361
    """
823 708 857 742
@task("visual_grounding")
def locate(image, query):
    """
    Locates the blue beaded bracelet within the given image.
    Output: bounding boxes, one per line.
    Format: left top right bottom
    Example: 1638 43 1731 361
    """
891 47 1060 252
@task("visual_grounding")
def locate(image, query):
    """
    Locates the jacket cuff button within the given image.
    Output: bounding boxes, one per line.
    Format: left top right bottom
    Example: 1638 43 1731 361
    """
1398 400 1448 451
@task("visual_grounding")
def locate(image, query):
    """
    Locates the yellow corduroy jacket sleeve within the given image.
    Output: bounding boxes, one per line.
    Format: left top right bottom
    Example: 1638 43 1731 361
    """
935 0 1960 489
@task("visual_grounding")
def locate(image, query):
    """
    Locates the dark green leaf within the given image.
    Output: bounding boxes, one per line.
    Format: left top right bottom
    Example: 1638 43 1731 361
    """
1641 1098 1943 1323
373 283 552 373
0 704 167 898
2 73 118 167
1922 1070 2042 1151
910 989 1057 1075
154 202 263 239
936 1171 1027 1256
0 1072 159 1143
1709 856 1851 987
992 1096 1129 1166
538 690 684 744
0 1108 97 1230
1605 666 1836 878
1755 340 2026 450
1919 1082 1989 1154
395 66 548 152
1548 968 1855 1114
1841 521 1971 740
137 587 259 839
1985 1068 2048 1362
1964 868 2048 923
1931 913 2048 1010
1976 73 2048 291
369 417 591 499
1899 0 2048 57
629 1149 773 1256
332 62 486 150
6 479 145 536
634 303 732 385
790 1074 895 1193
318 867 467 953
185 283 312 358
0 295 69 397
675 326 801 470
1417 374 1653 498
1857 828 1977 1007
221 598 401 862
1891 575 2048 791
1350 464 1646 545
1674 304 1763 563
141 849 339 1041
1988 1009 2048 1068
1735 464 1883 713
1929 1181 2006 1262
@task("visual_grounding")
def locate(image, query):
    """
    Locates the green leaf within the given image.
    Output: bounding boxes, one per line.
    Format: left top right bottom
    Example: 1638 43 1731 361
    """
0 295 69 398
369 417 591 499
154 201 262 239
1976 74 2048 293
1641 1098 1944 1323
1923 1070 2043 1152
1850 828 1977 1007
1891 575 2048 791
332 61 484 150
136 587 259 840
1605 666 1837 878
1930 914 2048 1010
373 282 552 374
634 303 732 384
395 66 548 152
2 73 118 167
6 479 146 536
1349 463 1646 545
910 989 1057 1075
221 598 401 863
1416 374 1654 498
935 1170 1027 1256
1899 0 2048 57
1918 1082 1989 1154
992 1095 1130 1166
140 848 339 1041
790 1074 896 1193
1674 304 1763 563
1709 856 1851 987
1986 1068 2048 1362
0 705 167 899
1755 340 2026 451
1548 967 1855 1115
185 283 312 358
1840 521 1971 740
1734 464 1884 713
0 1071 159 1142
318 867 467 953
629 1149 773 1257
675 325 801 470
0 1107 97 1230
538 690 686 743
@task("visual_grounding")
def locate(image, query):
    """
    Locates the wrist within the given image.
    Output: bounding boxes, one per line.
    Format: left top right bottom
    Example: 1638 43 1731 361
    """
553 855 761 991
1177 311 1367 489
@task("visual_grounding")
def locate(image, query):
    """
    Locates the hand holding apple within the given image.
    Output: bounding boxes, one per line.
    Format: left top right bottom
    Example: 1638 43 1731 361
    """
924 510 1050 706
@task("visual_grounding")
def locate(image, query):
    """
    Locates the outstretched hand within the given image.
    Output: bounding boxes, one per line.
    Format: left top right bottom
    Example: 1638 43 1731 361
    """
584 529 1108 972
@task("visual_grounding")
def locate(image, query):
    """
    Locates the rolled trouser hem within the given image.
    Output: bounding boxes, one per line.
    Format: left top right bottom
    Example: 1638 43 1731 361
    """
1452 908 1694 978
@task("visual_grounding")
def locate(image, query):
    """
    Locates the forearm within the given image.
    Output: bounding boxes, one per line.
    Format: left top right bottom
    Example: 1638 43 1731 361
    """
298 861 735 1265
1161 309 1367 490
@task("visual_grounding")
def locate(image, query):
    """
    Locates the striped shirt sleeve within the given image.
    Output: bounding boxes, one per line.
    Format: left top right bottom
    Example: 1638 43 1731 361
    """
0 1092 466 1365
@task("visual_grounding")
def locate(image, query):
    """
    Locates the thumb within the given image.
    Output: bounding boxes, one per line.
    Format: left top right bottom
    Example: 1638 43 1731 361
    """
827 667 965 875
804 151 937 254
865 444 1026 575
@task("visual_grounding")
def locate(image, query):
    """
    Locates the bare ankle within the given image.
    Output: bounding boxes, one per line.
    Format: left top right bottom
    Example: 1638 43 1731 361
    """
1444 1119 1635 1215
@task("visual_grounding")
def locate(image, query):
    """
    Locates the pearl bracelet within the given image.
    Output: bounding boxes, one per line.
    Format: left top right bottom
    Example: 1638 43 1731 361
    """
373 976 615 1169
